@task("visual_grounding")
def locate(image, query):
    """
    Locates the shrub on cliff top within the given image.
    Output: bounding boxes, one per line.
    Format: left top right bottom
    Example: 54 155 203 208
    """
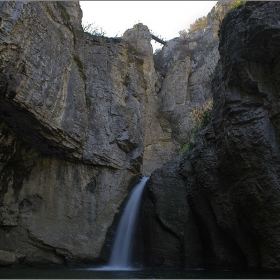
178 16 208 39
179 1 246 39
189 16 208 33
82 22 106 37
230 1 246 11
226 1 246 17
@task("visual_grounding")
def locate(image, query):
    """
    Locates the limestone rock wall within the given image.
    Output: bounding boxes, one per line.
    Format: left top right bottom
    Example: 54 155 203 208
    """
0 1 173 266
142 1 280 271
0 110 135 266
153 2 234 145
0 0 252 268
121 24 177 175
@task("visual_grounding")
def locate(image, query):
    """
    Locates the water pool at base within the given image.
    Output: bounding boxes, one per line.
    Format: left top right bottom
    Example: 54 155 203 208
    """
1 267 280 279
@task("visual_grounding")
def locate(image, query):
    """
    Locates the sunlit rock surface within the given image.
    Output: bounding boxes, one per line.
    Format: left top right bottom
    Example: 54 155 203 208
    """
152 2 233 145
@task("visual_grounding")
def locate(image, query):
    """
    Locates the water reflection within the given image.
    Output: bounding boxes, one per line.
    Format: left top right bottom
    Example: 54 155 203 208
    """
1 267 280 279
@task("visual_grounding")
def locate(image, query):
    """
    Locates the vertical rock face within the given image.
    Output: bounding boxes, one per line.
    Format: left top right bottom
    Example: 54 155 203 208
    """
0 1 174 266
0 0 224 266
153 2 233 146
142 156 204 269
122 23 177 175
4 0 278 271
142 1 280 271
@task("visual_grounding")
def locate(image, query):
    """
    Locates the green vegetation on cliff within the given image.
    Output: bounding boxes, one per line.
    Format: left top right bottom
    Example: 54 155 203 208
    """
73 54 91 107
179 99 212 154
56 2 71 26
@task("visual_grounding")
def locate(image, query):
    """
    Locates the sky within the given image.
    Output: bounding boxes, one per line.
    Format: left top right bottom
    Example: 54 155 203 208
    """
79 1 217 51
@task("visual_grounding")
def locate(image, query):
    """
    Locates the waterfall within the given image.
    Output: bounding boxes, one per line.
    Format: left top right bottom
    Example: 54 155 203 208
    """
108 176 149 270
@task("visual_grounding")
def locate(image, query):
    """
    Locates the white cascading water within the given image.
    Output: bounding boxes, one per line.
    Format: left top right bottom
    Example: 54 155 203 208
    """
108 176 149 270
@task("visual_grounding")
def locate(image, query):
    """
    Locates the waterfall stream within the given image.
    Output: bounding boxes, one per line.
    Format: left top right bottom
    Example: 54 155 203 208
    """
108 176 149 270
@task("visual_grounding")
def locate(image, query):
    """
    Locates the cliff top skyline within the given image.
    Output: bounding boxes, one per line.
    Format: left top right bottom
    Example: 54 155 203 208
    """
80 1 217 51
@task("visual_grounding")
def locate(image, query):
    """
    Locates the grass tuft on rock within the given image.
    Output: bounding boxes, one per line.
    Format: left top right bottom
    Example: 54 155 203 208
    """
85 92 91 107
73 54 87 81
57 2 71 25
73 54 91 107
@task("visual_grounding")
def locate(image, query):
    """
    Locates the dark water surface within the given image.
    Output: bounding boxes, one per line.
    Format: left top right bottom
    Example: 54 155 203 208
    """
1 267 280 279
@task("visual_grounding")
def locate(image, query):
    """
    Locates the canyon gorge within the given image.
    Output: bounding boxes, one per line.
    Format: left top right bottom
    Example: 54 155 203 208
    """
0 0 280 272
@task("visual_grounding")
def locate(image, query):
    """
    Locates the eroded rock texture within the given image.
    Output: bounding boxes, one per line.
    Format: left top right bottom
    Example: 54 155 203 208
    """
1 0 225 266
153 2 233 145
0 1 170 266
142 1 280 271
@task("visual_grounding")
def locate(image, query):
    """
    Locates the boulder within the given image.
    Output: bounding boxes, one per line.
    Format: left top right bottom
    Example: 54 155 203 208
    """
0 250 25 266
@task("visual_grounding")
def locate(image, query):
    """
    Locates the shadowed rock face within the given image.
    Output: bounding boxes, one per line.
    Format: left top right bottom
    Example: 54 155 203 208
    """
141 1 280 270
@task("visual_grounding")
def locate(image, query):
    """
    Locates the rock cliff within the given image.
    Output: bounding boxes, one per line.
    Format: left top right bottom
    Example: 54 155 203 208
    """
1 0 226 266
142 1 280 271
0 1 176 266
2 0 277 270
153 1 233 147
